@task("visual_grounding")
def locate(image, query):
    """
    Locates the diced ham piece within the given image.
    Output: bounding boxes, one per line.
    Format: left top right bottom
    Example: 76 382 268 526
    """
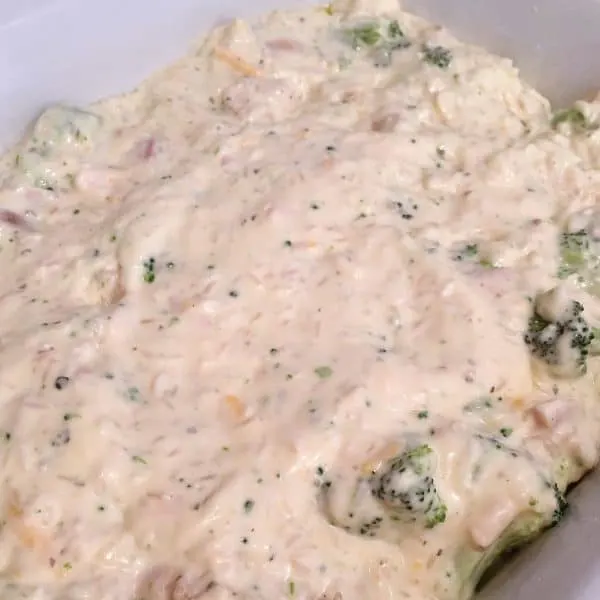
141 137 157 160
135 565 215 600
265 38 304 52
529 398 599 468
530 398 571 430
371 113 400 133
468 496 519 549
0 209 32 231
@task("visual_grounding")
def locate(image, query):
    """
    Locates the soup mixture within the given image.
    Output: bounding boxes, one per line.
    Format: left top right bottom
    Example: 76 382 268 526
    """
2 0 600 598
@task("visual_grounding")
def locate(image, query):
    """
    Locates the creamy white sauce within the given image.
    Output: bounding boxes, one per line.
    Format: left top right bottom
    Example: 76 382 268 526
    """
1 1 600 599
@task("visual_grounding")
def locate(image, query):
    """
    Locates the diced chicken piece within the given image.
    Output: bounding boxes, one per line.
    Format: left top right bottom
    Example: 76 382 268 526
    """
73 255 125 307
534 286 572 322
220 77 305 122
311 80 367 106
76 166 127 198
211 19 263 71
90 266 125 306
566 206 596 235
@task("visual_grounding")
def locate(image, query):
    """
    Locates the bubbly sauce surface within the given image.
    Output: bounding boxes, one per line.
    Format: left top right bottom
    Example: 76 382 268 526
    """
2 1 600 599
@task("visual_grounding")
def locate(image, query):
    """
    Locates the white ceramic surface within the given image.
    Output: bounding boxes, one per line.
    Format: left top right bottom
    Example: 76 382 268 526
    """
1 1 600 598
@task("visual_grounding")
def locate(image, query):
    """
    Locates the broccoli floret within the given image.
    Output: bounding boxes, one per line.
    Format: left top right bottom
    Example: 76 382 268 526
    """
28 105 101 152
342 18 411 67
558 230 590 279
421 44 453 69
319 443 447 542
451 242 495 267
345 22 382 47
524 291 593 378
343 18 410 49
370 444 447 528
452 243 479 262
14 105 103 191
551 105 594 132
551 106 586 129
557 223 600 295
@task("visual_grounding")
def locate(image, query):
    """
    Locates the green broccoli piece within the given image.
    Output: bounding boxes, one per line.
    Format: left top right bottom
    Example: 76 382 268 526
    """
342 19 411 67
591 327 600 356
550 483 569 527
29 105 102 151
345 22 381 47
385 20 411 50
451 242 495 268
551 106 590 132
558 230 590 279
15 104 103 191
557 226 600 298
456 437 574 598
421 44 453 69
524 294 593 378
344 19 410 49
452 243 479 261
387 20 403 40
319 443 447 542
457 509 551 599
321 429 577 598
370 444 447 528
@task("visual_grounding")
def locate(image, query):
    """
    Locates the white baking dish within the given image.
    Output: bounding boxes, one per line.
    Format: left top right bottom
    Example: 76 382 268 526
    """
1 1 600 598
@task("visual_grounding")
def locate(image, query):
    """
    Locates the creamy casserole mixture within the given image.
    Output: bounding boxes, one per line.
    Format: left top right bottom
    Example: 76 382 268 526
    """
2 0 600 598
